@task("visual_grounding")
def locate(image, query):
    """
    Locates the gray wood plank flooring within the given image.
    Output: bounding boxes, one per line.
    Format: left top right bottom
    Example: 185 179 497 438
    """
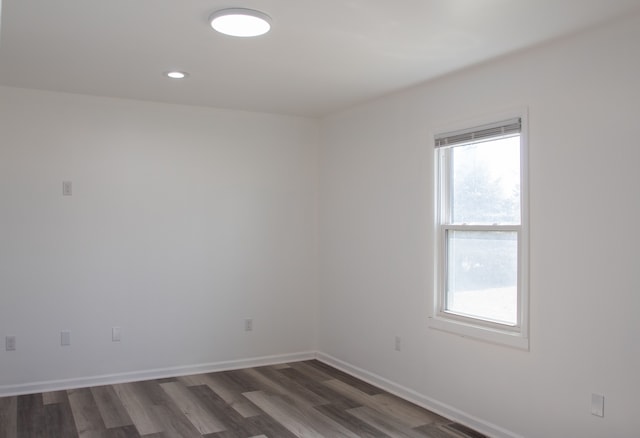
0 360 486 438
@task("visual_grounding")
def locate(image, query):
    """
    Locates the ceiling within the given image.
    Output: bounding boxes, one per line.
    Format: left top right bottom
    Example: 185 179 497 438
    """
1 0 639 117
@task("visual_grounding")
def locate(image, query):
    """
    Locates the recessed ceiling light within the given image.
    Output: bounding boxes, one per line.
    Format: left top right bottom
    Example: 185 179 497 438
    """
165 71 188 79
209 8 271 37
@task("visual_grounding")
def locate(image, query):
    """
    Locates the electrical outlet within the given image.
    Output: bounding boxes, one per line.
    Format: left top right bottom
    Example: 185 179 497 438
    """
394 336 401 351
61 330 71 346
244 318 253 332
112 327 121 342
5 335 16 351
62 181 72 196
591 393 604 417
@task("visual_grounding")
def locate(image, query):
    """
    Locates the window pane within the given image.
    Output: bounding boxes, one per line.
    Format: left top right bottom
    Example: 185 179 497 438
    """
451 136 520 225
446 230 517 325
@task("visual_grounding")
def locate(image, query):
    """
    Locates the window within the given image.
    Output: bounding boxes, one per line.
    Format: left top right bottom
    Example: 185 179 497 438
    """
432 115 528 349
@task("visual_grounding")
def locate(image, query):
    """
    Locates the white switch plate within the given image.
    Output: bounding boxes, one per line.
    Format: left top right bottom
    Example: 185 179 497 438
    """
5 335 16 351
63 181 72 196
244 318 253 332
61 330 71 346
591 393 604 417
394 336 402 351
112 327 121 342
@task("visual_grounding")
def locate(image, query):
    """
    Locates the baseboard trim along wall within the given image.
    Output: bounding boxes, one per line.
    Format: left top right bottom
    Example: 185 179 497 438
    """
315 352 524 438
0 351 316 397
2 349 521 438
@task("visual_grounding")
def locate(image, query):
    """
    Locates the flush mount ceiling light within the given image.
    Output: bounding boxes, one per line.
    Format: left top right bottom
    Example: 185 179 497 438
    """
209 8 271 37
165 71 189 79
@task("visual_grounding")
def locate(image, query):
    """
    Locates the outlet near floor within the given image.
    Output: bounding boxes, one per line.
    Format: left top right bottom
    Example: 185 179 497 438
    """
591 393 605 417
5 335 16 351
394 335 401 351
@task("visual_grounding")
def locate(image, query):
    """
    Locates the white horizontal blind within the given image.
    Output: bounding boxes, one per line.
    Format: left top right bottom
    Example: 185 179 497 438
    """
435 118 521 148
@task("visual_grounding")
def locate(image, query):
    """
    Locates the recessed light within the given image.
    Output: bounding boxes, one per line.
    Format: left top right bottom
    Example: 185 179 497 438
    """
209 8 271 37
165 71 188 79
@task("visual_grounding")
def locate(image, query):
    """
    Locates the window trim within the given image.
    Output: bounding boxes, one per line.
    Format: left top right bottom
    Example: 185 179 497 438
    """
429 109 529 350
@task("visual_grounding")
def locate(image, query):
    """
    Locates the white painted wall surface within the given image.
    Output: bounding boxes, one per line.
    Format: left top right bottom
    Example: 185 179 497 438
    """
0 87 318 387
318 14 640 438
2 11 640 438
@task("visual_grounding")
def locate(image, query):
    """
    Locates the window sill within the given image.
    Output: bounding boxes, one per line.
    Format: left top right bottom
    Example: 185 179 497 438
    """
428 314 529 350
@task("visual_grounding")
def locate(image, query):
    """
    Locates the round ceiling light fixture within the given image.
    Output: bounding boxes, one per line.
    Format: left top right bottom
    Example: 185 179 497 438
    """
209 8 271 37
165 71 189 79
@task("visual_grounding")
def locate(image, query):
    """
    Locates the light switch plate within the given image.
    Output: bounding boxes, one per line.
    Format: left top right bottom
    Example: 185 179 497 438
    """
61 330 71 346
591 393 604 417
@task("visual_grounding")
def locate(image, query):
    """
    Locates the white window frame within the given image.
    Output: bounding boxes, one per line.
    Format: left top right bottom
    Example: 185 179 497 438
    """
430 110 529 350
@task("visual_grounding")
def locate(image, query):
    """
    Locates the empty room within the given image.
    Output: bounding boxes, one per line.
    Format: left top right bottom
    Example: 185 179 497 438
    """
1 1 639 437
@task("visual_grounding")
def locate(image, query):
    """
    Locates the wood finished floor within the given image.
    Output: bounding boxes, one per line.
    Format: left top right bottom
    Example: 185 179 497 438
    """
0 360 487 438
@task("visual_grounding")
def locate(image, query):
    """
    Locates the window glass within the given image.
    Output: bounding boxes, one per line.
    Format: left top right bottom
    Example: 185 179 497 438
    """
445 230 518 325
451 136 520 225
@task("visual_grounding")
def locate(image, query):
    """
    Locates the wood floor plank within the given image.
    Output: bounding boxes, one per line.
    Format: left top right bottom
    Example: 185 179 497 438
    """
255 366 331 407
91 386 134 429
159 381 226 434
43 393 79 437
241 367 329 409
112 383 163 436
16 393 46 438
218 370 259 394
129 380 202 438
442 423 488 438
306 361 384 395
202 431 242 438
242 391 326 438
242 414 299 438
313 403 389 438
79 425 141 438
42 391 67 406
288 361 335 383
244 390 360 438
187 384 258 436
413 423 462 438
176 374 208 387
150 404 201 438
0 396 18 438
276 368 362 410
180 373 261 418
370 393 445 427
324 378 437 429
347 406 430 438
272 363 291 370
68 388 107 436
323 378 372 406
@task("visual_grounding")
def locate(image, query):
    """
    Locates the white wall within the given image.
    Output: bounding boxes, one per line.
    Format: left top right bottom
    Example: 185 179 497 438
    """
318 13 640 438
2 11 640 438
0 87 318 388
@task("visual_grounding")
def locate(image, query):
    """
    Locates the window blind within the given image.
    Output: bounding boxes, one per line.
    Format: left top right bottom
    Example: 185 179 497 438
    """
435 118 521 148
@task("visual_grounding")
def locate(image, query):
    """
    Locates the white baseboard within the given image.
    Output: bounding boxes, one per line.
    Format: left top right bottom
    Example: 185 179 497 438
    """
1 349 522 438
0 351 316 397
315 352 524 438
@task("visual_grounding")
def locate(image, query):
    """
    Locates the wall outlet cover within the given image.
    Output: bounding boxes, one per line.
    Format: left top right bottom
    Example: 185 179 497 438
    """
591 393 604 417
